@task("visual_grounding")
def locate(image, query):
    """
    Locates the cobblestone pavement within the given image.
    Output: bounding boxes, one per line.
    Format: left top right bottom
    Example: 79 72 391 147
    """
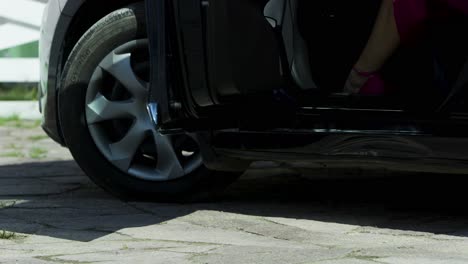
1 121 468 264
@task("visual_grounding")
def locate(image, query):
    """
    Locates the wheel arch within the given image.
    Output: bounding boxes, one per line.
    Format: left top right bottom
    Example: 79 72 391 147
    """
60 0 144 70
46 0 145 145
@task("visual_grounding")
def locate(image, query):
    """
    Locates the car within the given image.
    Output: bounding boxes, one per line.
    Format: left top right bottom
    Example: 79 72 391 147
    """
40 0 468 201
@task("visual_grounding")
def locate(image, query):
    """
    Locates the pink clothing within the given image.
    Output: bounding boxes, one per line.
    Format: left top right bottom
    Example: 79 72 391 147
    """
393 0 468 42
448 0 468 13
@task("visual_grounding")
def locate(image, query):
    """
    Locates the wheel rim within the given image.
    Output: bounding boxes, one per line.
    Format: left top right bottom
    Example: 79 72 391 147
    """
85 39 203 182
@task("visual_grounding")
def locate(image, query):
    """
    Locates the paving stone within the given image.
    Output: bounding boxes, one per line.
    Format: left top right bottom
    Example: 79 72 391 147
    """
380 257 468 264
54 250 192 264
312 259 377 264
1 125 468 263
192 245 351 264
0 182 80 196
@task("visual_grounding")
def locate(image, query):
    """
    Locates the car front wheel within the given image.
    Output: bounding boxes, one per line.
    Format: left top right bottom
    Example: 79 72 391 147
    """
58 3 240 201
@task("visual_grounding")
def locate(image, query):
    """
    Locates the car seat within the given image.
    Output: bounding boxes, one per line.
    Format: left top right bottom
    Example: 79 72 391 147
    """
264 0 317 90
295 1 382 92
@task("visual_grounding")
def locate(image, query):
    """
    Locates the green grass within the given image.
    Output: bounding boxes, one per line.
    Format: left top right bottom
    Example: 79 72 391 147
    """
29 147 47 159
12 119 41 129
0 151 25 158
30 120 42 129
0 115 20 126
121 244 130 250
0 115 41 129
0 230 16 240
0 84 38 101
1 143 25 158
27 135 48 142
5 143 20 150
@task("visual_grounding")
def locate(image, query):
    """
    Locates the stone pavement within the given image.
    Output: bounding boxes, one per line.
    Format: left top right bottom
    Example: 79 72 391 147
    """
1 120 468 264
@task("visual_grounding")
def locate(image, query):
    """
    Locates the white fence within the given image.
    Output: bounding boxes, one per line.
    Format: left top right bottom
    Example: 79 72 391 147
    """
0 0 46 83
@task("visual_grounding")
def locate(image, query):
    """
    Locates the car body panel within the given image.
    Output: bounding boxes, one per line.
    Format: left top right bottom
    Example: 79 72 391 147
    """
58 0 85 16
157 0 468 174
39 0 85 144
42 0 468 175
201 128 468 175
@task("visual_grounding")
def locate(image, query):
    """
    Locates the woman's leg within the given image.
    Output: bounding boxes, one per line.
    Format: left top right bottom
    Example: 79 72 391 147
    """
344 0 400 93
344 0 429 94
355 0 400 73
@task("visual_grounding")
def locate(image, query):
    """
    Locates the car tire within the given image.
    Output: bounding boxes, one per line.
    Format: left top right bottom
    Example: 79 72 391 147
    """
58 3 241 202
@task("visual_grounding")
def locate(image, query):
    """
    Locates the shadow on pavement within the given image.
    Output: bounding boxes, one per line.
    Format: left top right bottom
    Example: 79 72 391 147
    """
0 160 468 242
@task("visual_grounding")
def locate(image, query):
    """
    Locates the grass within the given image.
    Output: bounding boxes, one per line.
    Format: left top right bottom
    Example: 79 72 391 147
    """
0 83 38 101
0 230 16 240
346 250 381 262
0 151 25 158
0 143 24 158
0 115 41 129
19 120 41 129
12 119 41 129
27 135 48 142
121 244 130 250
29 147 47 159
0 115 20 126
5 143 20 150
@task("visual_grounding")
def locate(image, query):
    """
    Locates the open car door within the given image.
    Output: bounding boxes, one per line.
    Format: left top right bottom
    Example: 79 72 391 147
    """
146 0 291 130
146 0 401 131
147 0 468 135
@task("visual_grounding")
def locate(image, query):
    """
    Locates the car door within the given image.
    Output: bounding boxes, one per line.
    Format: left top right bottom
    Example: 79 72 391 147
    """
147 0 465 135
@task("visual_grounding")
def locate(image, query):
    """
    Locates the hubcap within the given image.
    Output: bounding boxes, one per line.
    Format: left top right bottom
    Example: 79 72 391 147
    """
85 40 202 181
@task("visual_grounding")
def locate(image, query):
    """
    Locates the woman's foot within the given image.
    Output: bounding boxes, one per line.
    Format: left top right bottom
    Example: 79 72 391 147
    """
342 0 400 95
344 68 372 94
343 68 386 95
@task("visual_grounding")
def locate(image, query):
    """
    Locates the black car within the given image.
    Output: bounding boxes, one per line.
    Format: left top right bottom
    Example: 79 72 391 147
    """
40 0 468 201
